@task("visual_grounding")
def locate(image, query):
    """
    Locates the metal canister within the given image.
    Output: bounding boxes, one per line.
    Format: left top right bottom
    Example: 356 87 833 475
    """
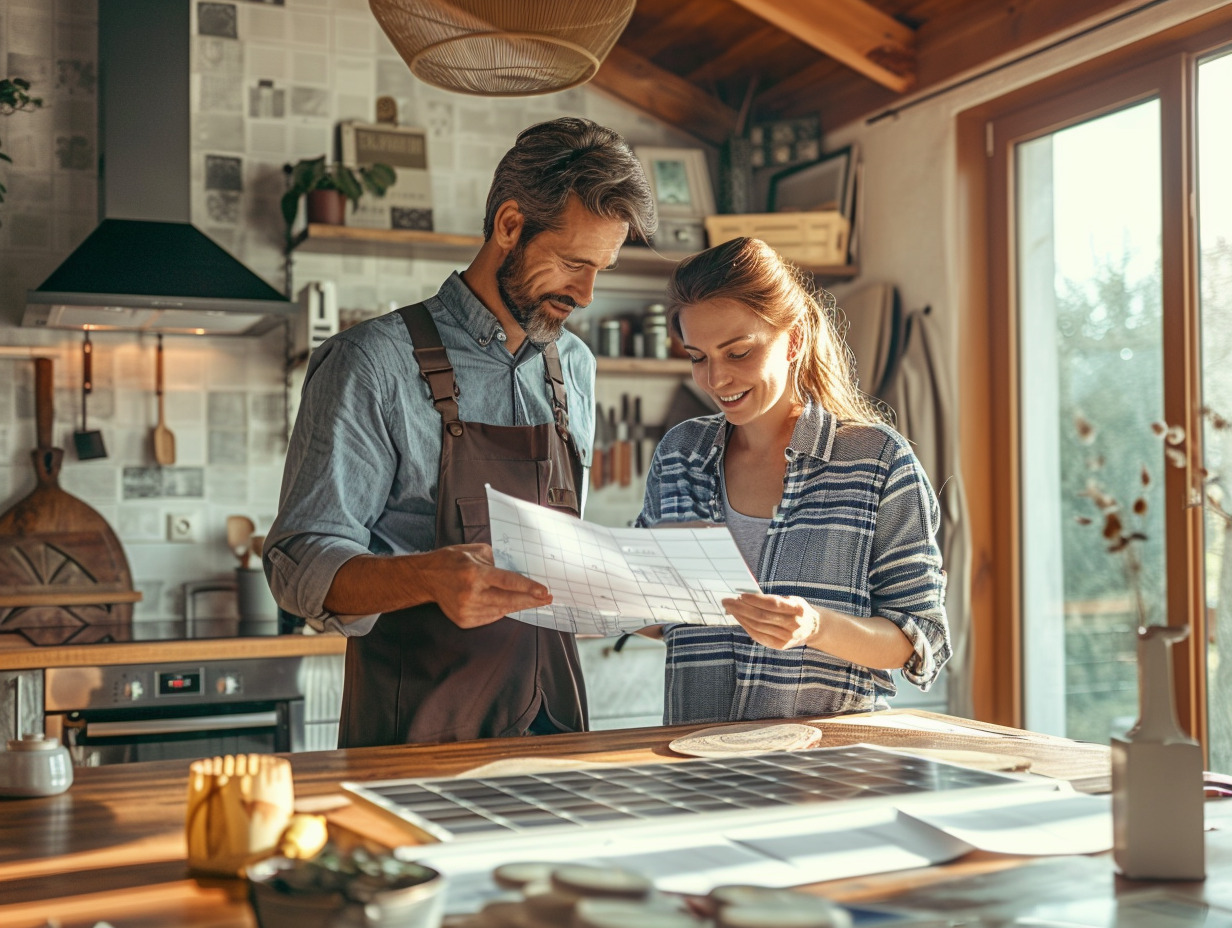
642 313 669 360
598 319 623 357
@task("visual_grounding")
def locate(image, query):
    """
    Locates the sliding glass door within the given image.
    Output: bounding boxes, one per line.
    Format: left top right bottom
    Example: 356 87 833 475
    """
1015 100 1165 740
984 52 1208 744
1197 48 1232 771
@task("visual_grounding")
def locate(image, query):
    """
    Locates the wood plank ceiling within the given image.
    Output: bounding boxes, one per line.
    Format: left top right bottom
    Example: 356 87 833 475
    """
593 0 1150 144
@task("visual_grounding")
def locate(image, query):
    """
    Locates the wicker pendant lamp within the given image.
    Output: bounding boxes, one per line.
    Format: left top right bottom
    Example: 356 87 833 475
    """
369 0 636 96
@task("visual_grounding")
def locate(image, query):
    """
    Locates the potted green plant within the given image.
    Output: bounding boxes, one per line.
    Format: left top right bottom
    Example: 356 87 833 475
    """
281 156 396 236
1 77 44 225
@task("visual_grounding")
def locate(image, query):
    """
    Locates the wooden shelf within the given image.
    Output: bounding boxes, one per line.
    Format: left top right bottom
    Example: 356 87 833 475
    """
290 224 484 260
288 226 858 281
0 590 142 607
595 357 692 375
0 633 347 671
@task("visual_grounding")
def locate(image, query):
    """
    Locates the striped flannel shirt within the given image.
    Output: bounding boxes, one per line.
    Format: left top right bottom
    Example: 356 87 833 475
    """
637 402 950 724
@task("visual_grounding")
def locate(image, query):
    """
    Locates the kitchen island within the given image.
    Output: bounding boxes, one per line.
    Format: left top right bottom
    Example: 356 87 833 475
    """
1 710 1229 927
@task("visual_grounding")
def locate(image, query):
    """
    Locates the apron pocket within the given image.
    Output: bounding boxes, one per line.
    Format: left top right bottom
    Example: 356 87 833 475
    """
456 497 490 544
546 486 578 513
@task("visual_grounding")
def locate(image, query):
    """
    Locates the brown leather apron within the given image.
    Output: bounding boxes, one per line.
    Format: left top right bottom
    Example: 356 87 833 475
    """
338 303 588 746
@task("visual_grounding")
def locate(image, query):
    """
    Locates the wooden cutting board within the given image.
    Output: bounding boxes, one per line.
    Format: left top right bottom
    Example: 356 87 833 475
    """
0 358 139 623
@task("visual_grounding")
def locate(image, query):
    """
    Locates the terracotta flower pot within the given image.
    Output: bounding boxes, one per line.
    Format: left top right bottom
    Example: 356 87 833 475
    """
306 189 347 225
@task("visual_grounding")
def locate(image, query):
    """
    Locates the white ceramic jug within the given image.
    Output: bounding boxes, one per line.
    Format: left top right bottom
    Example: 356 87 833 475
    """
0 734 74 798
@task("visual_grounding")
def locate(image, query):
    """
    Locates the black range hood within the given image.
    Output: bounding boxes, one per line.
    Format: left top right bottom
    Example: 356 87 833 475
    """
24 0 294 336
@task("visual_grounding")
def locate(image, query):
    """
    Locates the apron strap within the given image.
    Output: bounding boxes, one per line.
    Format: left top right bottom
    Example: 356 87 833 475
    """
399 299 573 440
398 303 460 424
541 341 572 440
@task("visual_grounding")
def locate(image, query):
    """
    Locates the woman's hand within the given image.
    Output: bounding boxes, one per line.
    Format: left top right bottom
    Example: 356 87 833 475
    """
721 592 822 650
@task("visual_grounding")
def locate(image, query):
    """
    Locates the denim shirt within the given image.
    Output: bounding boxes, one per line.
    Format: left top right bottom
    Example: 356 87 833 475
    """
264 272 596 636
637 403 950 723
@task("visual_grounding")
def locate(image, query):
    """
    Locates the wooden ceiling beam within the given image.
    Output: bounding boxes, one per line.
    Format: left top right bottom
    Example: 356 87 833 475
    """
728 0 917 93
627 0 735 60
684 27 781 86
592 45 737 145
763 0 1160 130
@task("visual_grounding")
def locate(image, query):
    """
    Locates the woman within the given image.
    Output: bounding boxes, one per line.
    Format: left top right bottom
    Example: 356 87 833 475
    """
638 237 950 724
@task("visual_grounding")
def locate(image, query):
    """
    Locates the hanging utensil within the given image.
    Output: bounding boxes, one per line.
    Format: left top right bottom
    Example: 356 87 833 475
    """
73 330 107 460
152 334 176 466
227 514 256 569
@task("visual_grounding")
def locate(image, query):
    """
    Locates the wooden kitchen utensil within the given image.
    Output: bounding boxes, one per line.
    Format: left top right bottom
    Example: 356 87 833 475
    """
227 514 256 568
72 330 107 461
152 334 176 465
0 357 140 621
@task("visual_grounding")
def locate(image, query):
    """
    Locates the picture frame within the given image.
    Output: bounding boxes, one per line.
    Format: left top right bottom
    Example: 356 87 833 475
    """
339 121 434 231
768 145 854 219
634 146 716 221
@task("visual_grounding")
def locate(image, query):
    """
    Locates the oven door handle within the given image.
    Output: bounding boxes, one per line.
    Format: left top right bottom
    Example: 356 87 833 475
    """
79 711 279 738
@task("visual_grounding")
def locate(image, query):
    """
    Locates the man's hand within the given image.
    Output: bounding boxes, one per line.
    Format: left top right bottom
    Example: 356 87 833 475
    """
721 592 821 650
417 543 552 629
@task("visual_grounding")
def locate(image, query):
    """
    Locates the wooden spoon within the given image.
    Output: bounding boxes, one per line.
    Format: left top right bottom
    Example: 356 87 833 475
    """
227 514 256 568
152 334 176 466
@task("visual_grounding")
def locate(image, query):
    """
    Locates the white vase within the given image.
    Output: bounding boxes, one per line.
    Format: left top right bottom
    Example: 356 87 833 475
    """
1111 624 1205 880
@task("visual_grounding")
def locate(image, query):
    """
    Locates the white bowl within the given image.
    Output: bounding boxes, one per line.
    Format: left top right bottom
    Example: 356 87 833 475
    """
246 855 445 928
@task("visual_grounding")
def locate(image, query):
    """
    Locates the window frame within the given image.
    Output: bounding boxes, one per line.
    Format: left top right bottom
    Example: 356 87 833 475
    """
956 12 1232 747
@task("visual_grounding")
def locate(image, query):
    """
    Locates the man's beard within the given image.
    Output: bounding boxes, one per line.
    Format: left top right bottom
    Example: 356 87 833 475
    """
496 242 580 347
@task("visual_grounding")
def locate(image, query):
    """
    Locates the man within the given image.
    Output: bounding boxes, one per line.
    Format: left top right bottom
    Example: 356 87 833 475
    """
264 117 657 746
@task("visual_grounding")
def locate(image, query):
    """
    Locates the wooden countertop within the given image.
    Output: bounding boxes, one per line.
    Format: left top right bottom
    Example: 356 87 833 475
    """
0 711 1227 928
0 632 347 671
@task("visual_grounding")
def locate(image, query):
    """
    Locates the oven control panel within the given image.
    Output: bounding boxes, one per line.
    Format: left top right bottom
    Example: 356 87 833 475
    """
45 658 303 711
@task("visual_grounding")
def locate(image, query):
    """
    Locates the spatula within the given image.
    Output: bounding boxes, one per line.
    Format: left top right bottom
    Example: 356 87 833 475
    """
152 334 176 466
73 330 107 460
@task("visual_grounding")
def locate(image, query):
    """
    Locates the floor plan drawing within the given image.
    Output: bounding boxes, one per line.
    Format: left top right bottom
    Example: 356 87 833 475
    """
486 486 760 635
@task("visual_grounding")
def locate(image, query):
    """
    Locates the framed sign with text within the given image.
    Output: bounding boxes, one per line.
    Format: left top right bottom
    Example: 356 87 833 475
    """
339 121 433 231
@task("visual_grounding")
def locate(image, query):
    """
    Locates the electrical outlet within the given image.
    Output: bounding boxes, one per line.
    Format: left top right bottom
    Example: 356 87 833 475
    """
167 511 202 543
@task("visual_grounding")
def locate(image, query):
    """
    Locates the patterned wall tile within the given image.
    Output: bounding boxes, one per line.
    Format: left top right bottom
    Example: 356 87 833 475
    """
0 0 699 621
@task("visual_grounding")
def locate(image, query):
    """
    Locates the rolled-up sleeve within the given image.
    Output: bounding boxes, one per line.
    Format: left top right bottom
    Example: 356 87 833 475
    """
869 443 951 689
263 337 396 635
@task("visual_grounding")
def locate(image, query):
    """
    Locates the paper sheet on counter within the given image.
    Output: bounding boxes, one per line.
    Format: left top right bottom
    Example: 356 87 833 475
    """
898 791 1113 856
409 801 976 913
405 781 1112 913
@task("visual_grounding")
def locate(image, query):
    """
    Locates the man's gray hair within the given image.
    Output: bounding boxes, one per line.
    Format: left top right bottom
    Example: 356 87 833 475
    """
484 117 657 245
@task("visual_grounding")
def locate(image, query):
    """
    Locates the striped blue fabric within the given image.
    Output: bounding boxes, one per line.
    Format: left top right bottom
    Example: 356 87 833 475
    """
637 403 950 724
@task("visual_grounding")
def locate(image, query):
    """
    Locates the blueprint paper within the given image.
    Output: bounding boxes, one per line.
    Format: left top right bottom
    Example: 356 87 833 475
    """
485 485 760 635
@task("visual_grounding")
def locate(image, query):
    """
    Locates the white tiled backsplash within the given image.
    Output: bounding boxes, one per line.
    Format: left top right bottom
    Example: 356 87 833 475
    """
0 0 698 620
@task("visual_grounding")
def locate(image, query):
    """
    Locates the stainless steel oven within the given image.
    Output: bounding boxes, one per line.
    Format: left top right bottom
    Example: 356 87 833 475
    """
43 658 306 766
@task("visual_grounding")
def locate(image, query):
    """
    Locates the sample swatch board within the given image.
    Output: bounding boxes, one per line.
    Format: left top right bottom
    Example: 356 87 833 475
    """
343 744 1034 846
486 485 759 635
